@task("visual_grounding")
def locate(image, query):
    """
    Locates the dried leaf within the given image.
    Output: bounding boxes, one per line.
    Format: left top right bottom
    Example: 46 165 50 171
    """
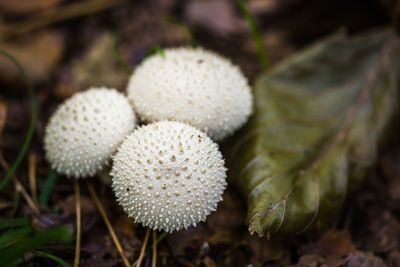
233 28 400 236
300 229 358 255
0 30 64 83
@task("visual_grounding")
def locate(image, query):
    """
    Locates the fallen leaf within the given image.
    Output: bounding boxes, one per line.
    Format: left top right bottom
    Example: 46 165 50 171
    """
0 30 64 83
184 0 246 36
300 229 358 255
344 252 386 267
232 28 400 236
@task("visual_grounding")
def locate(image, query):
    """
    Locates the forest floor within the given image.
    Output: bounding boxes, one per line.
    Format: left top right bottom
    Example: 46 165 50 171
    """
0 0 400 266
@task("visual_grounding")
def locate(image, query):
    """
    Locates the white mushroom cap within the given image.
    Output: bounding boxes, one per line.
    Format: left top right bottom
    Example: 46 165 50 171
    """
44 87 136 178
127 47 252 141
111 121 227 232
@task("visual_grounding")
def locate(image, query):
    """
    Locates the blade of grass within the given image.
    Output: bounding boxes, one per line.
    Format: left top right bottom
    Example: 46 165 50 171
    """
0 217 30 229
235 0 269 70
146 46 165 58
0 226 72 266
0 50 37 192
113 30 132 76
33 250 71 267
9 190 20 218
0 226 33 248
38 172 57 205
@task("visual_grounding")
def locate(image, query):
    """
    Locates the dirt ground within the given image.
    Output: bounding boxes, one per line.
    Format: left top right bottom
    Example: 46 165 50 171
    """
1 0 400 266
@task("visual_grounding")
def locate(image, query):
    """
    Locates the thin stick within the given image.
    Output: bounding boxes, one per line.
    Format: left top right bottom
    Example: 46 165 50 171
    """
0 153 40 215
86 181 130 267
136 228 150 267
0 0 126 41
28 153 38 206
73 180 81 267
132 232 167 267
152 230 157 267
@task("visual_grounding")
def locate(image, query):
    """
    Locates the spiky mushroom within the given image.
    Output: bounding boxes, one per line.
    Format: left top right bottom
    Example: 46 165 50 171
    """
44 87 136 178
127 47 252 141
111 121 227 232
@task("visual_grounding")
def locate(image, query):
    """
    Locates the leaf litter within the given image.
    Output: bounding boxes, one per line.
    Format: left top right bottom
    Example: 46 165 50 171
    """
1 0 400 266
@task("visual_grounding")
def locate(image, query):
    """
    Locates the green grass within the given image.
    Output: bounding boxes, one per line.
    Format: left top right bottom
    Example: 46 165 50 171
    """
0 217 30 229
0 51 37 192
146 45 165 58
0 226 72 266
236 0 269 70
33 250 71 267
38 172 58 205
0 227 33 248
113 31 133 76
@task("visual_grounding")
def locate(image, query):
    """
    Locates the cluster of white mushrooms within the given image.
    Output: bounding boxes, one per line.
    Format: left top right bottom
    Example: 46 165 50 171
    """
44 47 252 233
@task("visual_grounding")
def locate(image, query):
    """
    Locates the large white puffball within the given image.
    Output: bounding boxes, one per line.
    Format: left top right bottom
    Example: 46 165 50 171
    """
127 47 252 141
111 121 227 232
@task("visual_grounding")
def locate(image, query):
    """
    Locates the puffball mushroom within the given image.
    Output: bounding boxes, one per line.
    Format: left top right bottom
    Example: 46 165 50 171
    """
127 47 252 141
111 121 227 233
44 87 136 178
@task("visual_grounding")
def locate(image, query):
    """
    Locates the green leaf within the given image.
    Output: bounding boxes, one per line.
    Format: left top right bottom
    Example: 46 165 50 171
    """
0 218 30 229
32 250 71 267
0 227 33 248
38 172 58 205
0 226 72 266
233 28 400 236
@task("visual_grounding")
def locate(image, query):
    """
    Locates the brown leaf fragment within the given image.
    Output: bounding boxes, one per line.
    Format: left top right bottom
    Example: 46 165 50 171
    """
344 252 386 267
0 30 64 83
184 0 246 36
300 229 358 256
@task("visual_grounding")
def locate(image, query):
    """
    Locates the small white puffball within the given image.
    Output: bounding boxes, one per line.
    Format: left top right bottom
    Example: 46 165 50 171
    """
127 47 252 141
111 121 227 232
44 87 136 178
